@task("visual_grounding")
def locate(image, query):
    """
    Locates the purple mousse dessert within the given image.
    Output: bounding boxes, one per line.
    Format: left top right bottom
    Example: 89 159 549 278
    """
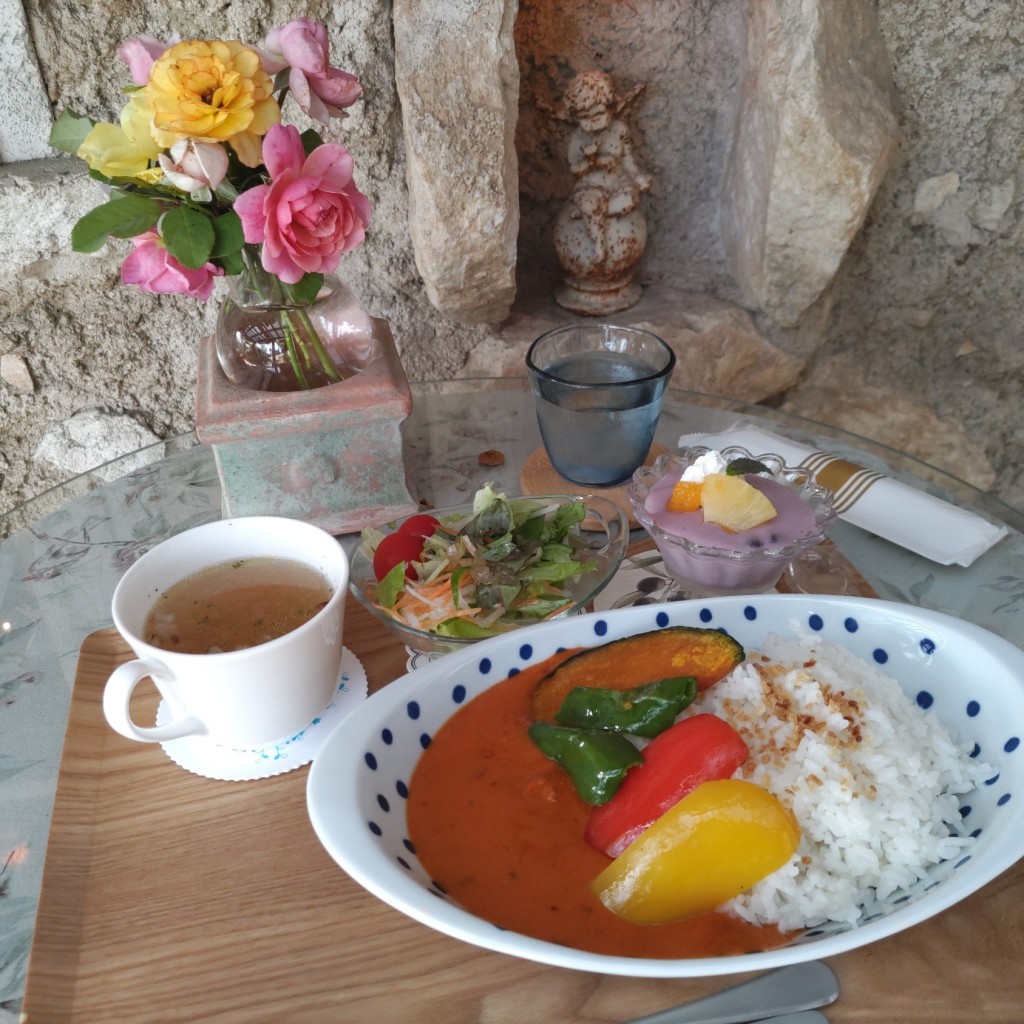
628 446 838 594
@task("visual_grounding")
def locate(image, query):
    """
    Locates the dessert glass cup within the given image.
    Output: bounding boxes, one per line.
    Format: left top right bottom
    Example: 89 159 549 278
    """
628 446 838 595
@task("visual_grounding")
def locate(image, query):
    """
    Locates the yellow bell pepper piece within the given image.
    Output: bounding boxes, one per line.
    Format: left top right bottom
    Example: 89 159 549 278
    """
592 779 800 925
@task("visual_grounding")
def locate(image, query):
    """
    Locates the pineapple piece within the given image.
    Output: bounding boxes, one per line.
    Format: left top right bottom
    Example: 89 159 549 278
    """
666 480 703 512
701 472 776 532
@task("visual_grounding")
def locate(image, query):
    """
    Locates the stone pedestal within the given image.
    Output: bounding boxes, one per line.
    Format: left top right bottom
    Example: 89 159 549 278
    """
195 318 418 535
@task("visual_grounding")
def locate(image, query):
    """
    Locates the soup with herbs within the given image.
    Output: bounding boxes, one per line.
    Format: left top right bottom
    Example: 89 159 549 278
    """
143 557 332 654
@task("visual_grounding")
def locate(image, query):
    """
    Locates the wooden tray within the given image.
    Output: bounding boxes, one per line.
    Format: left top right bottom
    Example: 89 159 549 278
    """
24 596 1024 1023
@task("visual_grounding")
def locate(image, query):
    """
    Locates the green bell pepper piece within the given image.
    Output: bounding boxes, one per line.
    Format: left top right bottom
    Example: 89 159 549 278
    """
554 676 699 738
528 722 643 806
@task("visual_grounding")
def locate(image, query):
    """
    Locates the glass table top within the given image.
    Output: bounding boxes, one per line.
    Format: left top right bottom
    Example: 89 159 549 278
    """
0 378 1022 1018
4 380 1022 538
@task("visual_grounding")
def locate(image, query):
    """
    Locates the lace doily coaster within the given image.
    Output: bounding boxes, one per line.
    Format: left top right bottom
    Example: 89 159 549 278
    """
156 647 368 781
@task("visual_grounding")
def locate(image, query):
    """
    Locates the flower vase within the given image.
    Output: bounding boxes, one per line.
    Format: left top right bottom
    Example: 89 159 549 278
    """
215 270 378 392
196 313 419 535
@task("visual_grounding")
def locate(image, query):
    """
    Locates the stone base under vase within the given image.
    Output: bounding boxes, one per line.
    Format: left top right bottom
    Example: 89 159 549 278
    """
195 318 418 535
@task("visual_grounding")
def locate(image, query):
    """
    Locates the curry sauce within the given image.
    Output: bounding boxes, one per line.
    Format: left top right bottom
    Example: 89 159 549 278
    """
406 653 790 958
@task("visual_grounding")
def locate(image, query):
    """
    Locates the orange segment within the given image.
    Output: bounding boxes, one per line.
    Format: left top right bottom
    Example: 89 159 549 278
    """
666 480 703 512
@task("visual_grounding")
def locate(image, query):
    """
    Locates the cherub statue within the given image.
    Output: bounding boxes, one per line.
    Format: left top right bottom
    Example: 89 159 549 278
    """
549 70 651 314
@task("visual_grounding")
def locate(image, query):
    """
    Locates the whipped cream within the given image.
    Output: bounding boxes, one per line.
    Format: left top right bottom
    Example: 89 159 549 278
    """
680 450 728 483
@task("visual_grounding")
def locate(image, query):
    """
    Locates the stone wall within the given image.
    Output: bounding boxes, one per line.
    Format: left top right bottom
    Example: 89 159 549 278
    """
0 0 1021 518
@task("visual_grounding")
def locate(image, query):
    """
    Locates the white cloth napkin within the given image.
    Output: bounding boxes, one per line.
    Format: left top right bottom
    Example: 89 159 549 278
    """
678 424 1008 567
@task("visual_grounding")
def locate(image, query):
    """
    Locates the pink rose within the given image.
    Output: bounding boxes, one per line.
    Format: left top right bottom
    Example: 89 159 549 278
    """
258 18 361 125
121 231 223 300
117 33 179 87
233 123 371 285
159 139 229 193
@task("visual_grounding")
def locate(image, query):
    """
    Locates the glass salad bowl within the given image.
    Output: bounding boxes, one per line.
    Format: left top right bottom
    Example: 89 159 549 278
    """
348 492 629 657
628 447 838 596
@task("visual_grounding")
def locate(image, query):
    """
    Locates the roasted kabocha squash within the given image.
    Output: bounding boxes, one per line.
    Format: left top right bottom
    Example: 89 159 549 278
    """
531 626 744 722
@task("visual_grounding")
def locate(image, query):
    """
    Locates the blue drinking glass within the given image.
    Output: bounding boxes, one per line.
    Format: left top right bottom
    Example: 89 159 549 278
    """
526 324 676 487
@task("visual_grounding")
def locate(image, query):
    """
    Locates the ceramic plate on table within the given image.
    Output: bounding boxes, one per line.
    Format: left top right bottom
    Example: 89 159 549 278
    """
307 595 1024 977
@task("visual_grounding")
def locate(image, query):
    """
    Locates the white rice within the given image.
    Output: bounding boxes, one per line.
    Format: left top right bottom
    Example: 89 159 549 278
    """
695 633 991 932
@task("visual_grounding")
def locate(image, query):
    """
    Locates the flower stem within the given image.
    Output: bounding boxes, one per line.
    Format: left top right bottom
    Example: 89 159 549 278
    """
284 298 344 385
239 246 345 389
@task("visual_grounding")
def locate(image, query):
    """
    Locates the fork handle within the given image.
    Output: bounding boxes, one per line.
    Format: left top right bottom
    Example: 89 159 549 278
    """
624 961 839 1024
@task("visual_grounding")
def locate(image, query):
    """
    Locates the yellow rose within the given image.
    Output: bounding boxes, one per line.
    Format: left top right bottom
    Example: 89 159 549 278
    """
77 92 162 180
145 39 280 167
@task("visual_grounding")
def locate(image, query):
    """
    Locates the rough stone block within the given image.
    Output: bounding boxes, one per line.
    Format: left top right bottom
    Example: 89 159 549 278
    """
33 409 163 480
721 0 900 326
0 159 97 285
0 0 53 161
394 0 519 324
464 285 805 405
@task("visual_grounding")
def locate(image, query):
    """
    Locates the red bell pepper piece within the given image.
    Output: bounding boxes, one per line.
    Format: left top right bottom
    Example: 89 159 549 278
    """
584 713 749 858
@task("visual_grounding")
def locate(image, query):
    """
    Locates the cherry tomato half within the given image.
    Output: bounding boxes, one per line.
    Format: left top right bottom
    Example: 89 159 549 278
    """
397 513 441 543
373 531 424 582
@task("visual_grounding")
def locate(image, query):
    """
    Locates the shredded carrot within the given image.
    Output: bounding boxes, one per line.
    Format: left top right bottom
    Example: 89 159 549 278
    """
366 494 598 638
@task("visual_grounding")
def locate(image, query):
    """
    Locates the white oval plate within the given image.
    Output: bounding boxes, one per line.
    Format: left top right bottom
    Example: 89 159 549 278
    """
307 595 1024 977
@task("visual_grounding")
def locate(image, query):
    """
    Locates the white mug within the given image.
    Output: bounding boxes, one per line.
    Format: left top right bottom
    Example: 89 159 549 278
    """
103 516 349 748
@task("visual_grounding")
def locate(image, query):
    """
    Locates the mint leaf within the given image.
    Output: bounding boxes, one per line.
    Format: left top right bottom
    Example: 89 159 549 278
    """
161 205 215 269
726 457 772 477
49 110 94 154
70 193 161 253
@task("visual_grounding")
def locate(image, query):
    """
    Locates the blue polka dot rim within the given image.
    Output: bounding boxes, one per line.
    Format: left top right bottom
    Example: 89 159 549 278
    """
307 594 1024 979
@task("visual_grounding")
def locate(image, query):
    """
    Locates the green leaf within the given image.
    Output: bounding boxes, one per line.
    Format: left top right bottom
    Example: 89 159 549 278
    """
547 500 586 541
511 595 573 619
214 178 240 203
300 128 325 156
161 205 215 269
210 211 244 259
290 272 324 305
70 193 161 253
87 170 180 201
216 250 246 276
521 556 596 584
49 110 94 154
434 618 500 639
450 565 470 610
376 562 407 608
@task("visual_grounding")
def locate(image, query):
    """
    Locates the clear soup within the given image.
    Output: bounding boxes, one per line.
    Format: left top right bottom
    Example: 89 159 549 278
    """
143 557 332 654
